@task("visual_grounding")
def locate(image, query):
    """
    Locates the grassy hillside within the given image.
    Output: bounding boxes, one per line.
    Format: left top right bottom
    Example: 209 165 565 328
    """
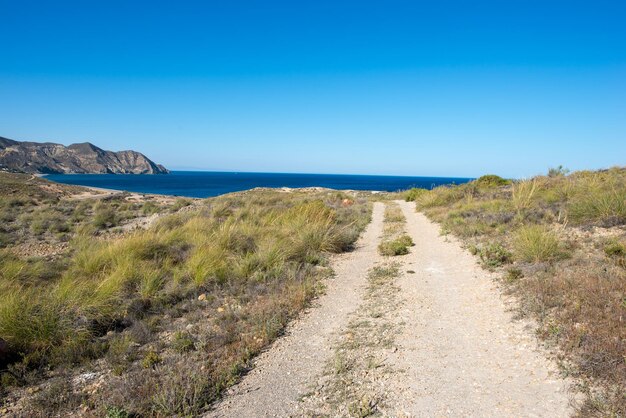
0 173 372 416
409 167 626 416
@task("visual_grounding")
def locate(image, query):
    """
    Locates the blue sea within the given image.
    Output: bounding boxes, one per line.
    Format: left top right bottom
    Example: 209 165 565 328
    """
45 171 472 198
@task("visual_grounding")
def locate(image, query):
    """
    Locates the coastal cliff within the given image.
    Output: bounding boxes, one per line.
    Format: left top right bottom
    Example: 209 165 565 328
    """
0 136 169 174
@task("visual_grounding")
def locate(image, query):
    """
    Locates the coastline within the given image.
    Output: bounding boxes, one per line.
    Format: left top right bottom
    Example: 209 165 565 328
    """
42 171 470 199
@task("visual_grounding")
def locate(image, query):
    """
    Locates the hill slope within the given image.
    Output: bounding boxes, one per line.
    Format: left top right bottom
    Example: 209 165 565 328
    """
0 136 169 174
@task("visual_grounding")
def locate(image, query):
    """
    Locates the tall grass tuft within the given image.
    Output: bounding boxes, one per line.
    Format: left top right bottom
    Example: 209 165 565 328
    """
511 179 538 213
513 225 566 263
569 185 626 226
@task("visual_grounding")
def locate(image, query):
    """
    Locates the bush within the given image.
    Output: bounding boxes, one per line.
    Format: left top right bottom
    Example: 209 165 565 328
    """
504 267 524 283
142 201 160 215
605 241 626 258
513 225 566 262
378 235 413 256
170 198 192 213
105 406 131 418
404 188 427 202
547 165 569 177
604 240 626 268
474 174 511 188
93 205 118 229
141 350 161 368
477 242 512 269
172 331 195 353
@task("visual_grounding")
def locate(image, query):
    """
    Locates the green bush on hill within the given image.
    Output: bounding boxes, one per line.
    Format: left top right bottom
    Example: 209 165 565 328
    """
474 174 511 188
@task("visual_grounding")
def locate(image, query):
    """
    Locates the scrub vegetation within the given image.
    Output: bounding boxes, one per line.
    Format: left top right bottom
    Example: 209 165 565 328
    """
378 202 413 256
0 173 371 417
413 167 626 416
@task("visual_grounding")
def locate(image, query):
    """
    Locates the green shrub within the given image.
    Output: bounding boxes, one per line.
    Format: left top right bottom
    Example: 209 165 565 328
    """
105 406 131 418
170 198 192 213
404 188 427 202
396 234 414 247
605 241 626 257
504 267 524 283
142 201 160 215
604 240 626 268
416 185 464 209
477 242 512 269
378 235 413 256
547 165 569 177
172 331 195 353
93 205 118 229
513 225 566 262
141 350 162 368
474 174 511 188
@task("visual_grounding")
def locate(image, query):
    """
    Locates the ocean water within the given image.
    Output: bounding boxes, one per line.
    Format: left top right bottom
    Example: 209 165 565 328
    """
45 171 472 198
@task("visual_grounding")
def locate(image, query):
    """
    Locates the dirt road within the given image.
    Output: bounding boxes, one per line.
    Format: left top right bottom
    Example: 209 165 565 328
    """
207 200 572 417
208 202 386 417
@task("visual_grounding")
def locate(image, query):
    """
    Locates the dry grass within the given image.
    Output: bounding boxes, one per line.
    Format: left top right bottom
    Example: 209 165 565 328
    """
512 225 569 262
0 181 372 416
414 167 626 416
0 172 173 252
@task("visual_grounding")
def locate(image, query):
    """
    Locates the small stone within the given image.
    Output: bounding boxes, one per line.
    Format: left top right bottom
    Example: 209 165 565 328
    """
217 307 225 313
198 293 207 301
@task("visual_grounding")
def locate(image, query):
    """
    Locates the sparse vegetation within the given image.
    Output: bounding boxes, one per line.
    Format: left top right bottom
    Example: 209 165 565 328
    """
378 235 413 256
414 167 626 415
474 242 512 269
171 331 196 353
548 165 569 177
378 202 413 256
301 263 400 416
0 172 372 416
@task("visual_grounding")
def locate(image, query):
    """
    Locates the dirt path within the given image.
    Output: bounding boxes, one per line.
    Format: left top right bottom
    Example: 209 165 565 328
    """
207 200 572 417
206 202 385 418
387 200 572 417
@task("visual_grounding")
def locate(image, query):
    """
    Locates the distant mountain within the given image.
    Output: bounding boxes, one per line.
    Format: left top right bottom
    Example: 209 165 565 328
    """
0 136 169 174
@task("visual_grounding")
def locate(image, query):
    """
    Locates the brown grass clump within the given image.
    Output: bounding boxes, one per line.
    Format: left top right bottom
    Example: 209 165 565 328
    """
414 167 626 416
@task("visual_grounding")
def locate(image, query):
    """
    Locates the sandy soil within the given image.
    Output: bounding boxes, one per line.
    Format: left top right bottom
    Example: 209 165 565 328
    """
206 200 573 417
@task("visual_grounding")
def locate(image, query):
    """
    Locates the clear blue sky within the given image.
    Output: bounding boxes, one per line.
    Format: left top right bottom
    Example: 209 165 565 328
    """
1 0 625 178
